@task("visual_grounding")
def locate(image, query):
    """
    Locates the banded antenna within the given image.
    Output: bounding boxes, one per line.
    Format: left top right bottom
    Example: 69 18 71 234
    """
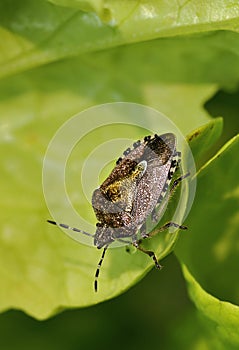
47 220 95 238
94 246 108 292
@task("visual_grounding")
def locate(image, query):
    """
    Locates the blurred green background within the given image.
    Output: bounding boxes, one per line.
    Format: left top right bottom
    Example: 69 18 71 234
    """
0 255 213 350
1 1 239 349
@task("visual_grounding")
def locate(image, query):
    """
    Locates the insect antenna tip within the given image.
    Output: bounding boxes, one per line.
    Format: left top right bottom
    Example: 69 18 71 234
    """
47 220 57 225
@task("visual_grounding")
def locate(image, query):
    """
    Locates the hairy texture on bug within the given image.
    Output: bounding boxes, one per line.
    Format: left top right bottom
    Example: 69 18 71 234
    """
92 133 177 248
47 133 188 292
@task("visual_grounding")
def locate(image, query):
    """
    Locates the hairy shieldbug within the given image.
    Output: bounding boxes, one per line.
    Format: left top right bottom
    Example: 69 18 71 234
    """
48 133 189 292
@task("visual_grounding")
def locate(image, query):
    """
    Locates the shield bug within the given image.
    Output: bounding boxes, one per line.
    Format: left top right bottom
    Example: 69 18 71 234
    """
47 133 189 291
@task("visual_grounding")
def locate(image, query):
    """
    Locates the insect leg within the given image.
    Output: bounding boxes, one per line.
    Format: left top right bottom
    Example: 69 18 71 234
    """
132 240 162 269
152 171 190 224
144 221 187 239
158 222 187 231
94 246 108 292
47 220 94 238
171 171 190 192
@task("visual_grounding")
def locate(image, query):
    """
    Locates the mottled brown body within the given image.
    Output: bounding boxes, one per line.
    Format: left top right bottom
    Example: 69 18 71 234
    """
47 132 188 292
92 133 177 248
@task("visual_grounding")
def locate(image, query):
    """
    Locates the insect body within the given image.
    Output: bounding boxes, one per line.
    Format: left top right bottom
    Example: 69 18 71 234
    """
48 133 189 291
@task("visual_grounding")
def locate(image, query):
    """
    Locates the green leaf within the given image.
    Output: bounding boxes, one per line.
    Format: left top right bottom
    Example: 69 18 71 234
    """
187 117 223 168
0 91 219 320
1 1 239 79
176 135 239 347
0 45 220 318
46 0 239 31
47 0 104 14
164 307 228 350
0 0 238 324
182 265 239 348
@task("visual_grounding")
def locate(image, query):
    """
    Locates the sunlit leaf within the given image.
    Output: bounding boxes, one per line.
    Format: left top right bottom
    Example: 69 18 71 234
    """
176 135 239 347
